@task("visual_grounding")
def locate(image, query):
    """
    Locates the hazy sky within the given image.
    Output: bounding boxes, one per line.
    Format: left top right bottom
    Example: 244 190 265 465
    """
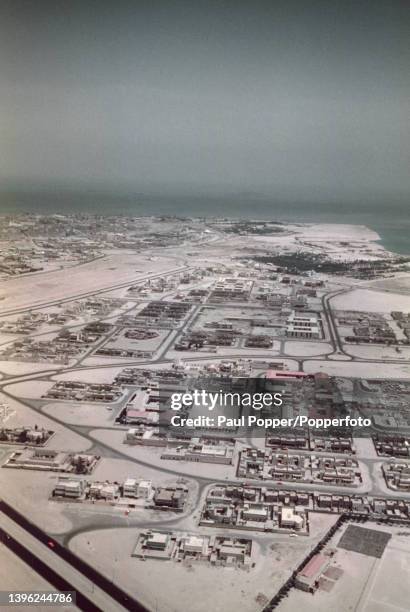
1 0 409 200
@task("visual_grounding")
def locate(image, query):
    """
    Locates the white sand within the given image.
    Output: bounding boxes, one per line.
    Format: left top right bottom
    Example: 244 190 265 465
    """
41 401 121 428
0 361 62 375
304 360 410 379
0 543 60 610
345 345 410 361
0 252 181 311
5 380 54 399
331 289 410 313
51 367 124 383
284 341 333 357
0 466 73 534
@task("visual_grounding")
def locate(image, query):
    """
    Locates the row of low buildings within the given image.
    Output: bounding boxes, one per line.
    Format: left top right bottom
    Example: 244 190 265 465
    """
265 432 355 455
266 432 309 450
208 278 253 302
4 449 99 474
373 434 410 458
347 321 397 344
133 530 253 568
125 428 169 446
311 436 355 454
161 441 234 465
0 312 48 334
52 478 188 510
382 461 410 491
121 300 192 329
175 328 239 350
125 428 236 464
256 290 310 310
315 492 410 518
244 334 273 348
201 498 308 533
237 448 361 486
205 485 410 525
311 455 361 486
114 358 253 386
0 426 54 446
213 486 311 507
43 381 123 403
95 347 154 359
115 366 188 385
201 486 309 533
0 322 113 364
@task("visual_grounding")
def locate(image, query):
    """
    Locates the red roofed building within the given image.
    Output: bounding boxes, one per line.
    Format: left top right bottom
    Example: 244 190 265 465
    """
266 370 310 380
295 553 330 592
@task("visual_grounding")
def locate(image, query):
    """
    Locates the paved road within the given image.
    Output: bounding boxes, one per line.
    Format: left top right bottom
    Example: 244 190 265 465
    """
0 526 86 612
0 515 113 611
0 501 148 612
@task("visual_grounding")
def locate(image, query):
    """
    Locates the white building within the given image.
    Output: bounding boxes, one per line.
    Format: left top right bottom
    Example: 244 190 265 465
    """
182 536 206 554
286 312 320 339
54 478 84 499
161 442 234 465
137 480 153 499
123 478 153 499
280 507 304 530
89 482 119 500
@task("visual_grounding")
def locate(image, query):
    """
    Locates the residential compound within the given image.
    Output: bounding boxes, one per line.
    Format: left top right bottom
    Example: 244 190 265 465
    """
382 462 410 491
52 477 188 509
237 448 362 486
160 440 234 464
201 484 410 528
373 433 410 458
0 322 115 364
4 449 99 473
0 426 54 446
133 530 253 568
43 381 123 402
1 215 410 612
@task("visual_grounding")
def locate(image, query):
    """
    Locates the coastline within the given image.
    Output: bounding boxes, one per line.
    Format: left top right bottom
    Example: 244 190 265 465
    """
0 195 408 256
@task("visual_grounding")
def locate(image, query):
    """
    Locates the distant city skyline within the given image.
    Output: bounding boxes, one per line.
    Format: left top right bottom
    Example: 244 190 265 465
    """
1 1 410 203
